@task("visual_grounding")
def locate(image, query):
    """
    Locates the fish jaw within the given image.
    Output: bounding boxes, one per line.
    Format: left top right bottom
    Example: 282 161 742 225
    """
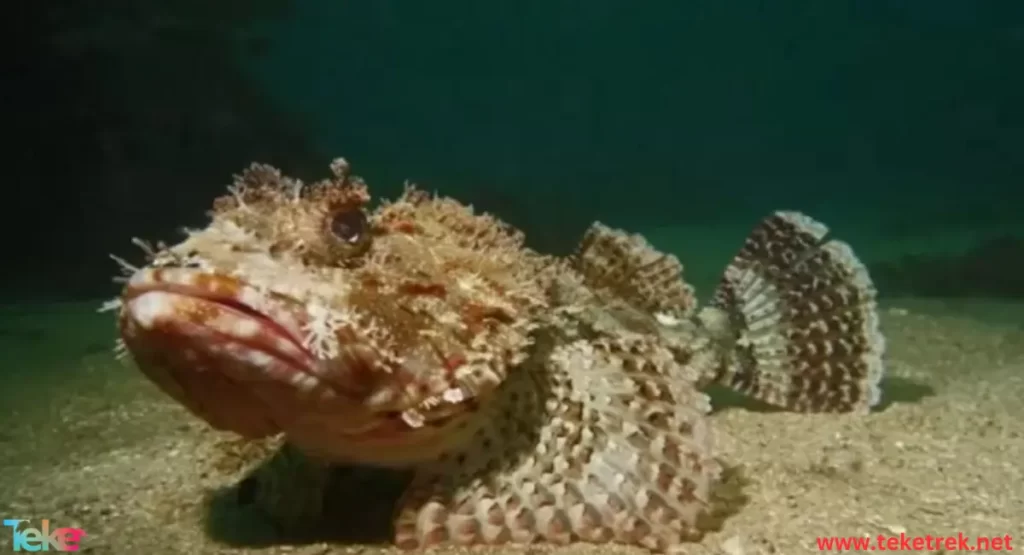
119 267 330 438
116 267 489 466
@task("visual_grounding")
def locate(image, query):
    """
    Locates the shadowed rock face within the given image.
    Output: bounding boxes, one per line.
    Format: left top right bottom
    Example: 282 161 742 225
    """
870 235 1024 300
6 1 323 301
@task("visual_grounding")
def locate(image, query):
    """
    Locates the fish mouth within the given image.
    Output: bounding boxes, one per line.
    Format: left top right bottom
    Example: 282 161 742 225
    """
117 267 480 461
119 267 327 438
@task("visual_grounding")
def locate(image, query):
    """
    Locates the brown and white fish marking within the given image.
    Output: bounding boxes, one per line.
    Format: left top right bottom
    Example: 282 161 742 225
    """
105 158 885 552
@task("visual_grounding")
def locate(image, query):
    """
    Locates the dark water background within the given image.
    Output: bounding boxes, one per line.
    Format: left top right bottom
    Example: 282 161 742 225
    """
6 1 1023 302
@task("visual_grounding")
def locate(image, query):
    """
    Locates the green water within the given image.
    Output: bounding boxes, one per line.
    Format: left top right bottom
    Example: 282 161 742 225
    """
7 1 1024 552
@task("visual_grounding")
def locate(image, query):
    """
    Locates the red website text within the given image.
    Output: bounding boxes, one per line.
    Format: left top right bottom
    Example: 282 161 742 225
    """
816 532 1013 552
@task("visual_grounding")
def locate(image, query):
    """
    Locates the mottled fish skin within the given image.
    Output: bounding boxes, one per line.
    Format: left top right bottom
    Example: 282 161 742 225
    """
108 158 885 552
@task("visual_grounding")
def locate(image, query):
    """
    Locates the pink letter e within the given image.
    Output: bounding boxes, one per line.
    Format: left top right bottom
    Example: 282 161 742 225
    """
55 528 86 552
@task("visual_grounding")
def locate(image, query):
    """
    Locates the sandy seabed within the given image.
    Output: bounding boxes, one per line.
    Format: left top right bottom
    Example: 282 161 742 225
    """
0 298 1020 555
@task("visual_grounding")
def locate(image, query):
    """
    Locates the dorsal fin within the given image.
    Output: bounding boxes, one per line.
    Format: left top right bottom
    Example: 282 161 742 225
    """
573 222 697 320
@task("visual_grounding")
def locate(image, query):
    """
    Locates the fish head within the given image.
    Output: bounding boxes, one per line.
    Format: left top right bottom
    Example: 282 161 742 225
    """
113 159 549 465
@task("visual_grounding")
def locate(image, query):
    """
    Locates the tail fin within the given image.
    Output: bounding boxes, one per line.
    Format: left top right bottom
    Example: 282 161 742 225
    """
700 211 885 413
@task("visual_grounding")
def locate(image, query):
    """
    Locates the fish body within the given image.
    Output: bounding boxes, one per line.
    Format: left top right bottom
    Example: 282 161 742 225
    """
111 159 885 551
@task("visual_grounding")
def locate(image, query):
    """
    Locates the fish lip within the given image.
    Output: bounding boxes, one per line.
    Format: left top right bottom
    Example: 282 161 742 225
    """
119 267 476 449
121 267 313 362
119 267 325 395
118 267 333 438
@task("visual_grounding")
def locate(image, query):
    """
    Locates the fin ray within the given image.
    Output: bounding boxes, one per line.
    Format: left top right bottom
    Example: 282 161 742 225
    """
574 223 697 320
703 211 885 413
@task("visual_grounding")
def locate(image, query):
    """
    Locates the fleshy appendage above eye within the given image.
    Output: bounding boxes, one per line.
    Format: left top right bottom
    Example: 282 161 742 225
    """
326 208 373 258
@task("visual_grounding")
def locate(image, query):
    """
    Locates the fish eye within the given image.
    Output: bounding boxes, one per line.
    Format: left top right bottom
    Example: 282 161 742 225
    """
329 209 368 245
